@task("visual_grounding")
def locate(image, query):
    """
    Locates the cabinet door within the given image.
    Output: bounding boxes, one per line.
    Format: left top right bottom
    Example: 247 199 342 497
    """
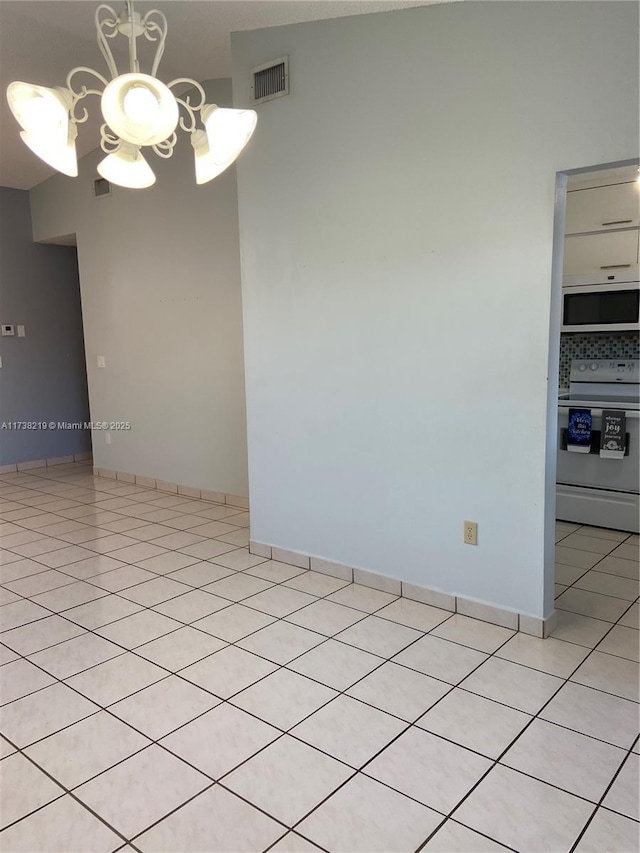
564 230 639 281
565 182 640 235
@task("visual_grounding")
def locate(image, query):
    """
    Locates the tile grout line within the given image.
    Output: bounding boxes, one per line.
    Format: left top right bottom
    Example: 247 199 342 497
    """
567 735 640 852
419 604 639 850
1 561 474 844
2 469 638 849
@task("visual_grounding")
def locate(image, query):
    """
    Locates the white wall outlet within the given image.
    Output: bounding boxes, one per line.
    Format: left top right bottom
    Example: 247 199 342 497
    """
105 432 111 445
97 355 106 368
0 356 3 368
1 324 14 336
463 520 478 546
17 325 25 337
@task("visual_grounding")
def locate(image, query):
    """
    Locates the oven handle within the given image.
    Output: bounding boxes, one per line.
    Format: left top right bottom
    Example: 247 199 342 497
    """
558 407 640 419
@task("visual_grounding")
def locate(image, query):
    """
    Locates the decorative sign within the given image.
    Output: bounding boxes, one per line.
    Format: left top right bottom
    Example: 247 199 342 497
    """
567 408 592 453
600 410 626 459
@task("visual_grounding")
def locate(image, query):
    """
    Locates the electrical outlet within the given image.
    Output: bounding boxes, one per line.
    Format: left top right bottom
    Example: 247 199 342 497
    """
105 432 111 445
463 520 478 546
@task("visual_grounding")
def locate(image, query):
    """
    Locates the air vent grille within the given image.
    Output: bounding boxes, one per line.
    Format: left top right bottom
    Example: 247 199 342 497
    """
251 56 289 104
94 177 111 198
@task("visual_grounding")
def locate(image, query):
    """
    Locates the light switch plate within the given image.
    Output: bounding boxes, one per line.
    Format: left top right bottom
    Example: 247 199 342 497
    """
17 325 25 337
97 355 106 368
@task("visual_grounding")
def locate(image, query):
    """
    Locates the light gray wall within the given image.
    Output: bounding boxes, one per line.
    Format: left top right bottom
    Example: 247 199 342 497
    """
29 79 249 496
232 1 639 618
0 187 90 465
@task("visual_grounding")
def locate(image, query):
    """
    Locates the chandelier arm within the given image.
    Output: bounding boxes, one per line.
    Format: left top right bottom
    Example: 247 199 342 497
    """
167 78 207 133
94 4 120 78
66 66 109 91
167 78 207 108
175 99 199 134
177 111 196 134
141 11 169 77
100 125 121 153
152 133 177 159
66 67 108 125
69 88 103 125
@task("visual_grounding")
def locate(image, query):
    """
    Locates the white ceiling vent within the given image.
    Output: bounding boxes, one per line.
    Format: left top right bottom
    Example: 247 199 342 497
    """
94 177 111 198
251 56 289 104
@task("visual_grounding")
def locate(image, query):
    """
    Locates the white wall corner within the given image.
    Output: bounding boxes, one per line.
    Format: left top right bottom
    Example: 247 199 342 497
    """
543 610 558 638
517 609 557 639
519 613 543 638
249 540 272 559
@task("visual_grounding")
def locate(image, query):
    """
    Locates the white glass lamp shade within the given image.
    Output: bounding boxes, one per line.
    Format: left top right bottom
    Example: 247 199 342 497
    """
7 82 72 141
97 142 155 189
191 129 233 185
20 123 78 177
101 73 179 146
201 104 257 167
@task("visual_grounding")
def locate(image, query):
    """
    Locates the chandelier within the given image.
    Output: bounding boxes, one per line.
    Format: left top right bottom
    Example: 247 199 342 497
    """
6 1 257 189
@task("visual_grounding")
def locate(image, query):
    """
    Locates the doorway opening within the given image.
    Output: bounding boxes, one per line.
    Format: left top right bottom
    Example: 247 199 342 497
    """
546 161 639 634
0 185 91 471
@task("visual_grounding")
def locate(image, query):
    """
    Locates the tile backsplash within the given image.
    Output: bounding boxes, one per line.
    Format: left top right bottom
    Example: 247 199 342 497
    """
559 332 640 388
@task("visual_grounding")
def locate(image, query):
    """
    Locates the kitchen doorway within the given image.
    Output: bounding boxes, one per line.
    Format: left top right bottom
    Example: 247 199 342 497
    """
546 161 639 635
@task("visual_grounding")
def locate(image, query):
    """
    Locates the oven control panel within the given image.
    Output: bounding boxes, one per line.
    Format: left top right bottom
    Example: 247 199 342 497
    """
570 359 639 383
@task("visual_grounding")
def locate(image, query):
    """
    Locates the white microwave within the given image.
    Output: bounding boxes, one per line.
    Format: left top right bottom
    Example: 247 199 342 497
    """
561 281 640 333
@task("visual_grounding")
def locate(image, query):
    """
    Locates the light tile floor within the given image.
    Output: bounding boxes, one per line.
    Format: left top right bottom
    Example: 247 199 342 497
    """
0 463 638 852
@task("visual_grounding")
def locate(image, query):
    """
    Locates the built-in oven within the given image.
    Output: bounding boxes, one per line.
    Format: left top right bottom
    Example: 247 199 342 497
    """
561 282 640 333
556 360 640 532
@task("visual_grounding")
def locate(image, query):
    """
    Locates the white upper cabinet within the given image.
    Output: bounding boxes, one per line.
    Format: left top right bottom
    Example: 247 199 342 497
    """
565 182 640 235
563 229 639 283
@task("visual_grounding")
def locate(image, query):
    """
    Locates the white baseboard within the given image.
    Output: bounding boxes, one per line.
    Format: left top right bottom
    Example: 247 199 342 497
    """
249 539 556 638
95 467 249 509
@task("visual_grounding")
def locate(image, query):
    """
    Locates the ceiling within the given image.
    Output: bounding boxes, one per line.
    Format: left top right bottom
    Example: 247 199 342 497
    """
0 0 438 189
